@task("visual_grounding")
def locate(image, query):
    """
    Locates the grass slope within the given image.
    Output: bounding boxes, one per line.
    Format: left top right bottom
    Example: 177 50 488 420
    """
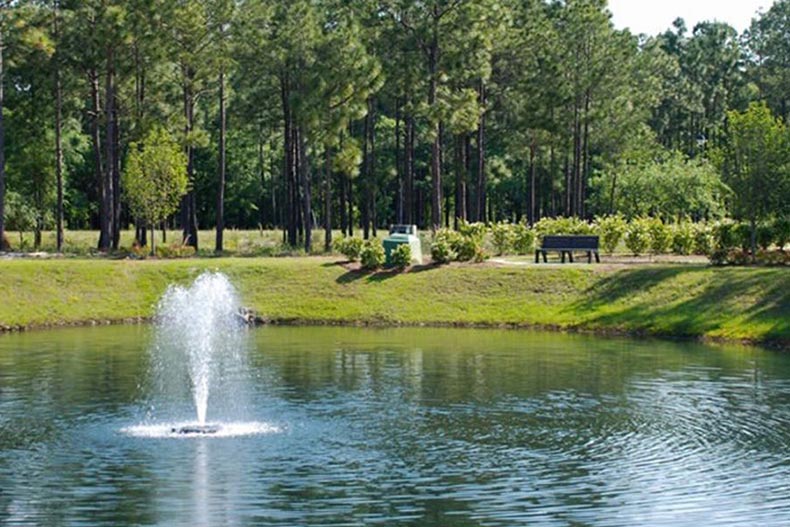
0 258 787 346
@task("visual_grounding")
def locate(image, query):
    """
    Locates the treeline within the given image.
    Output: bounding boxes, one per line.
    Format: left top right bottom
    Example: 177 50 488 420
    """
0 0 789 253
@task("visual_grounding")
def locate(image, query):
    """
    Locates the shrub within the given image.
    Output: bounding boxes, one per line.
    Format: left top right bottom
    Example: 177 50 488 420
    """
756 250 789 266
595 214 627 254
693 223 714 255
756 223 775 250
624 217 650 256
671 222 695 255
431 229 458 264
454 235 480 262
490 222 514 255
647 218 672 255
155 243 196 259
457 220 487 243
512 222 536 255
360 239 385 270
712 220 738 251
1 233 10 251
430 238 454 265
534 216 593 239
733 222 752 251
774 216 790 250
391 244 412 270
336 237 364 261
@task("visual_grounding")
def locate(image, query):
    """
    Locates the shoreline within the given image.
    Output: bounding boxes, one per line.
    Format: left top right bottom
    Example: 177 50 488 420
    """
1 257 787 351
2 314 787 352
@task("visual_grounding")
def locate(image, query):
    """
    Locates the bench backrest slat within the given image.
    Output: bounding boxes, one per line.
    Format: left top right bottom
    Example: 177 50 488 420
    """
541 235 599 250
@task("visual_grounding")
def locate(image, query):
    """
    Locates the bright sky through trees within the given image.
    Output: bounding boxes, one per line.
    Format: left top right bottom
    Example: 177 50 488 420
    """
608 0 771 35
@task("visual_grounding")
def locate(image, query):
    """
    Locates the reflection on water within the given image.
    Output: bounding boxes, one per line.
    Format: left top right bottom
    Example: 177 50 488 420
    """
1 325 790 526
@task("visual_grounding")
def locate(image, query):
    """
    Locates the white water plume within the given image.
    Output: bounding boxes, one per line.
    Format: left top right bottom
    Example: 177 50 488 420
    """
152 272 246 425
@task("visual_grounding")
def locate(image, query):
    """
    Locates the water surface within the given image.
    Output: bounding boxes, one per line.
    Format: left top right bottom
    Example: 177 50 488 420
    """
1 326 789 526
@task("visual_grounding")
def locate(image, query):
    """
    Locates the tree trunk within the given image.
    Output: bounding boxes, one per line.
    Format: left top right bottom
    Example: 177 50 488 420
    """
298 126 312 253
324 145 332 252
395 98 403 224
0 26 5 250
429 27 441 231
370 99 377 238
98 51 115 252
405 115 414 226
454 134 466 229
529 140 537 226
475 81 486 224
362 106 371 239
215 68 226 253
181 68 198 250
111 92 121 250
54 6 64 252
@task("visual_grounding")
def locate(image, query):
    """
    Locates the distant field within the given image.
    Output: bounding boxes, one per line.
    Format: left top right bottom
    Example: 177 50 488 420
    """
2 229 437 256
0 257 787 348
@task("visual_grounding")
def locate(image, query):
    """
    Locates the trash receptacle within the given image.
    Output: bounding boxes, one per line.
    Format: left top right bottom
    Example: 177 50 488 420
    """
383 225 423 266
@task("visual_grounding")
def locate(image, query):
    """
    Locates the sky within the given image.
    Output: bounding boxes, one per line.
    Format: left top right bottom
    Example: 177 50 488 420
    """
608 0 773 36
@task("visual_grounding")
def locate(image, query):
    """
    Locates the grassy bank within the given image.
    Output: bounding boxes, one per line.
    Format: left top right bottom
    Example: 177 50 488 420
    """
0 258 787 347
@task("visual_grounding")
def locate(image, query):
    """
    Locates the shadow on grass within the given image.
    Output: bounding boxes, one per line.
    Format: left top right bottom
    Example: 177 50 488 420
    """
570 267 790 342
335 263 440 284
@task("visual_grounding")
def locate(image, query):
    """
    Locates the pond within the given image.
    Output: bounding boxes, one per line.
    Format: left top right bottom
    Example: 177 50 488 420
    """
1 325 789 526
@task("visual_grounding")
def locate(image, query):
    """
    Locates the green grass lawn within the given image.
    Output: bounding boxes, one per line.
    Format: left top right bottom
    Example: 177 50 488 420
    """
0 257 787 347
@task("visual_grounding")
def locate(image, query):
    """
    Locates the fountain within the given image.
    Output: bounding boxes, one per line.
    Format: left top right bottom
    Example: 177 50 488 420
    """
124 272 279 439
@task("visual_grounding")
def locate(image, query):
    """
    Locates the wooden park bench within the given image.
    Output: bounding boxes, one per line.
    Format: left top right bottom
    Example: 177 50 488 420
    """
535 235 601 264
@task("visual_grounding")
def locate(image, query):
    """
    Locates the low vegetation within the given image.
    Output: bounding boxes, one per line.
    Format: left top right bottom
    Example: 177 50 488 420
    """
0 258 787 348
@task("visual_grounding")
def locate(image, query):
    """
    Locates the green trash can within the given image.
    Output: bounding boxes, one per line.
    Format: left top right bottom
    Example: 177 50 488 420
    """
383 225 423 266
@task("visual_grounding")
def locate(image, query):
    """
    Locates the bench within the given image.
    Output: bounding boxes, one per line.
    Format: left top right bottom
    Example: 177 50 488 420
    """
535 235 600 264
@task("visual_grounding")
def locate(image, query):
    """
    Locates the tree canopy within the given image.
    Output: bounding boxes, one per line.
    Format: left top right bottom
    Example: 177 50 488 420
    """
0 0 788 251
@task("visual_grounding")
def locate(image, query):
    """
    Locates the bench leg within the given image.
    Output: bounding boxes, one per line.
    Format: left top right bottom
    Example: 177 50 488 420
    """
595 252 600 263
569 252 574 263
535 250 540 264
561 251 565 264
588 251 592 264
543 251 548 263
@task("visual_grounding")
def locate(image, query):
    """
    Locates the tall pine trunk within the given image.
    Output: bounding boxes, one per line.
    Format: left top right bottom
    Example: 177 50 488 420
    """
111 93 121 250
298 124 312 253
215 69 226 253
181 72 199 250
429 27 441 231
324 145 332 252
404 115 414 226
454 134 466 229
54 5 64 252
97 53 115 252
0 26 4 250
475 81 486 224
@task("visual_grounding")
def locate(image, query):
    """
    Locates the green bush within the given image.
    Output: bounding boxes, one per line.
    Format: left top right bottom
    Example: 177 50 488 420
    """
624 217 650 256
457 221 487 243
774 216 790 250
647 218 672 255
534 216 593 239
734 222 752 251
391 244 412 270
512 222 536 255
155 243 196 259
595 214 627 254
671 222 695 255
712 220 738 251
360 239 385 270
693 223 714 255
431 229 459 264
756 223 775 250
430 238 454 265
454 235 480 262
336 237 364 261
490 222 514 255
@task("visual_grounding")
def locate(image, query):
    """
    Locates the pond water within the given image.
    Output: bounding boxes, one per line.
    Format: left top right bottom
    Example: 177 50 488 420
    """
1 325 789 526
